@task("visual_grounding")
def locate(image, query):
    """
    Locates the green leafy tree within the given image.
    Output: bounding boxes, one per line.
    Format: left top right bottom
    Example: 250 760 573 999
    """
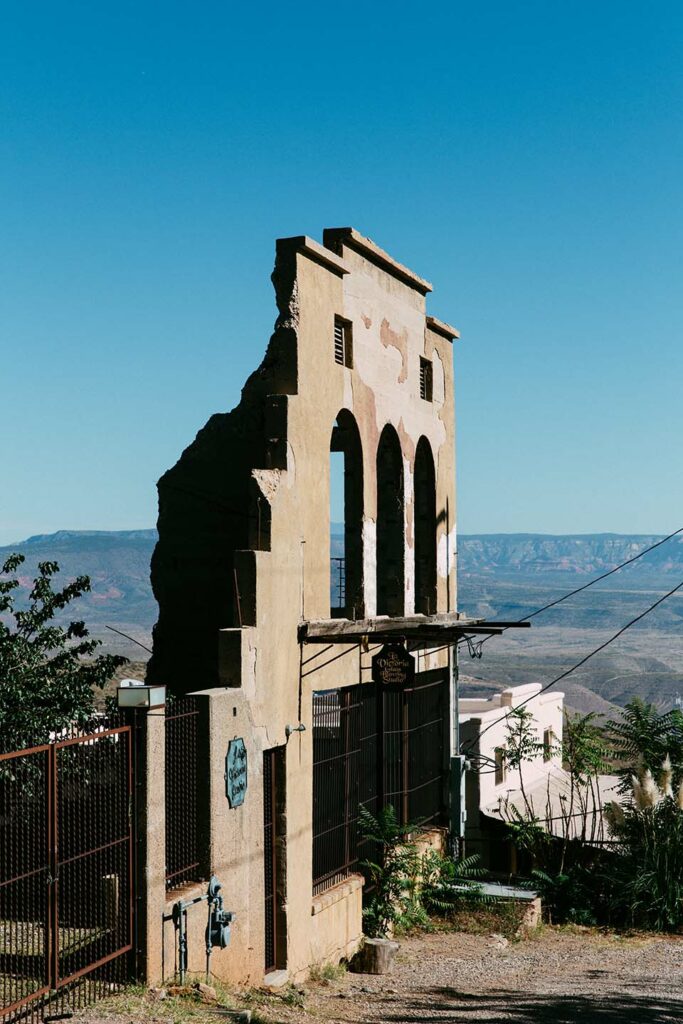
502 706 547 817
560 711 609 868
0 554 127 749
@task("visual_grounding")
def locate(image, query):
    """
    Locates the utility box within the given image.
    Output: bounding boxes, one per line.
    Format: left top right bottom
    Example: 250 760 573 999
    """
450 755 467 839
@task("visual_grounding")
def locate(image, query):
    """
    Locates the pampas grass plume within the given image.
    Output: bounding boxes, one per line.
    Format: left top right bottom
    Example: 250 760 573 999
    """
605 800 625 830
660 755 673 799
632 774 647 810
641 768 661 808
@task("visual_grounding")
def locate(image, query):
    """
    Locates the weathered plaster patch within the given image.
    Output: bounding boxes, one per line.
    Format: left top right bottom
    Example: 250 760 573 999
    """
396 417 416 467
437 526 457 580
350 374 381 514
362 517 377 617
432 347 445 406
361 314 372 329
242 628 258 701
432 402 449 458
252 468 282 502
380 318 408 383
404 457 414 551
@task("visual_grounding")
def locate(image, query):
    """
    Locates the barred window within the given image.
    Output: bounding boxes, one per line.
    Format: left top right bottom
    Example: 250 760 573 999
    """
420 357 433 401
334 317 353 367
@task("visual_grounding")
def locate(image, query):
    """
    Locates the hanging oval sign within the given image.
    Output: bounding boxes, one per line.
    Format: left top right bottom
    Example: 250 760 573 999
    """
225 738 248 807
371 644 415 687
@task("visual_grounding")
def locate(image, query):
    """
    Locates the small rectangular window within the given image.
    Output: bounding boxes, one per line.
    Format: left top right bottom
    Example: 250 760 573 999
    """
543 728 554 762
334 317 353 368
494 746 507 786
420 357 433 401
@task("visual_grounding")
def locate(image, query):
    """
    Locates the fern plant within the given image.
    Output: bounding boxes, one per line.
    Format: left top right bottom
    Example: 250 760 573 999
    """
419 849 487 916
358 806 491 935
358 804 422 937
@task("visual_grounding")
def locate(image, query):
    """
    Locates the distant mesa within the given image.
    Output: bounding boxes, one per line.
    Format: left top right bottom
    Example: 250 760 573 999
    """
2 527 680 713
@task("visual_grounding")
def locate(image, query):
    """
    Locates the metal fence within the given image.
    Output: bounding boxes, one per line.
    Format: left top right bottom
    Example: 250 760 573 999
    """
312 688 361 894
165 697 201 890
0 717 133 1024
388 673 449 825
312 671 449 895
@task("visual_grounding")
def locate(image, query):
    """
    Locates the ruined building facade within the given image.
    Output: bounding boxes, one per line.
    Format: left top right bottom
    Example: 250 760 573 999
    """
148 228 460 983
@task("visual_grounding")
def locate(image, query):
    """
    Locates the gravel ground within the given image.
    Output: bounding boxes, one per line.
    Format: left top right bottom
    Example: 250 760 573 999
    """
78 927 683 1024
300 928 683 1023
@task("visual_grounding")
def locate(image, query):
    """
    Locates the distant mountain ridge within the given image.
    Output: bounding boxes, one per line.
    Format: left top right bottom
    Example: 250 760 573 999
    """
2 528 681 709
3 529 681 595
1 529 680 635
21 529 157 545
458 533 683 579
0 529 159 635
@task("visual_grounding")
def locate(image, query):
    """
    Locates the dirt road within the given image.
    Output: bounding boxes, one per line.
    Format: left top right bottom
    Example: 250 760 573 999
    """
79 927 683 1024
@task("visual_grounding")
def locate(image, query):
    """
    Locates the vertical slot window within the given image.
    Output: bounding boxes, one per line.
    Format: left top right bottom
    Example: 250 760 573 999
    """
420 357 433 402
334 317 353 368
543 728 555 762
494 746 507 786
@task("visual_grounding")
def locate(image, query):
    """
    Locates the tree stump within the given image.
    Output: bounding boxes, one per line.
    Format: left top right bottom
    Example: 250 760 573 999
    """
350 937 400 974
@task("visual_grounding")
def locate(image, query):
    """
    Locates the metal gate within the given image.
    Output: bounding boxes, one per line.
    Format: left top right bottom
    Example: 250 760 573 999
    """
263 746 286 975
1 721 133 1023
312 669 449 895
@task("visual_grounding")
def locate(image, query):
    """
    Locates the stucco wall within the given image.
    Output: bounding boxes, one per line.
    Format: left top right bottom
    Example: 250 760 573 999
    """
460 684 565 868
306 876 364 979
148 228 459 984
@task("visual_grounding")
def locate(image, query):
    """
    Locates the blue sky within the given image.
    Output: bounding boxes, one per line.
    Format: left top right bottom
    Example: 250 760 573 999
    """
2 1 682 545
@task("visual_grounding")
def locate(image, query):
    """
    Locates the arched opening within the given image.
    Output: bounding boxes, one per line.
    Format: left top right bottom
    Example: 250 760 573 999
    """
414 436 437 615
330 411 364 618
376 425 405 616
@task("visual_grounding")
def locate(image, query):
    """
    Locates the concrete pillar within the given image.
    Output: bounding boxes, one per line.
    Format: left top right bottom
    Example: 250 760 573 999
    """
131 703 166 985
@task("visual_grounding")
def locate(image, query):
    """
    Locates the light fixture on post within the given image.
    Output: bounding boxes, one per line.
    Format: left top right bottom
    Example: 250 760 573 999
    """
117 677 167 710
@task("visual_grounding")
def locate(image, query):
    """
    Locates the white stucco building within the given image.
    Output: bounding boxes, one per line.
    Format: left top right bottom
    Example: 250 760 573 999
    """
460 683 618 873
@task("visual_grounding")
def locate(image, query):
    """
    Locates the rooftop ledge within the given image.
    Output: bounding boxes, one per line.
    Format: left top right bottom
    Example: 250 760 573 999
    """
426 315 460 341
278 235 349 278
323 227 433 295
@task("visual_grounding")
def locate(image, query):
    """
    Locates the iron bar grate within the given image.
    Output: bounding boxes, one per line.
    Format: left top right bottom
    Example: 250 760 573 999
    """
165 697 201 891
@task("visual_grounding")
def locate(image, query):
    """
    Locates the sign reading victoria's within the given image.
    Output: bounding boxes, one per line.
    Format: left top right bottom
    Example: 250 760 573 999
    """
225 738 248 807
371 643 415 687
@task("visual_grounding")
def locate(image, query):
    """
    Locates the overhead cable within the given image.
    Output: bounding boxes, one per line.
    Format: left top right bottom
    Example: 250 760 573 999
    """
460 578 683 756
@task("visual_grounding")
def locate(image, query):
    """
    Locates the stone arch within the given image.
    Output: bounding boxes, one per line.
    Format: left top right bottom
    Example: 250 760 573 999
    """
330 410 364 618
414 436 437 615
376 424 405 616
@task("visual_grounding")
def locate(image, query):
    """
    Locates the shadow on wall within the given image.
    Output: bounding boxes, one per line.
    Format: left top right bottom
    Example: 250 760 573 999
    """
146 247 299 696
373 987 681 1023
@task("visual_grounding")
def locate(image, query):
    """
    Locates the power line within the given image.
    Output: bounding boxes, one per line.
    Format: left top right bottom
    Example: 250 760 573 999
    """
460 578 683 756
104 624 153 654
457 526 683 652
